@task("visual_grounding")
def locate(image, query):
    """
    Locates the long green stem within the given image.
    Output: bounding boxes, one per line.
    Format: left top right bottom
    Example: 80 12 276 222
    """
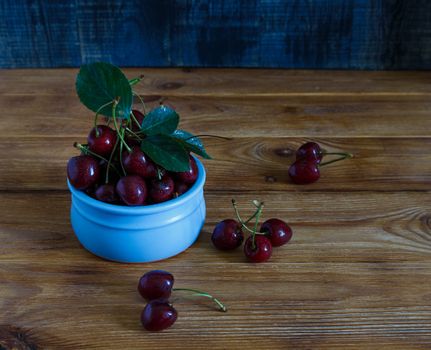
74 143 120 176
112 101 131 153
232 199 257 234
93 100 115 136
125 127 143 141
185 135 232 141
251 202 264 250
130 110 142 129
105 136 120 183
119 128 127 176
133 92 147 114
129 74 144 86
320 153 353 167
173 288 227 312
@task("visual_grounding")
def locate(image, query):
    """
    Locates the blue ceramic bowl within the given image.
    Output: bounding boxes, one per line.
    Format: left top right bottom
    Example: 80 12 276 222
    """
67 157 206 263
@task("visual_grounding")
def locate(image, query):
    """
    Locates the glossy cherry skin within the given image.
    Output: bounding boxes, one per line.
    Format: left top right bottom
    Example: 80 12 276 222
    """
141 300 177 332
296 142 323 163
211 219 244 250
138 270 174 301
131 109 145 132
174 182 189 197
149 174 175 203
115 175 147 205
122 146 157 178
95 184 119 204
175 156 198 185
288 160 320 184
87 125 117 157
244 235 273 263
260 218 293 247
67 155 101 190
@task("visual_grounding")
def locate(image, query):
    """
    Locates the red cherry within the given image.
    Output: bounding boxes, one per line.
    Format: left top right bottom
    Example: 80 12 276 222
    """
67 155 100 190
87 125 117 157
296 142 323 163
149 174 175 203
288 160 320 184
115 175 147 205
138 270 174 301
173 181 189 197
122 146 157 178
244 235 272 263
141 300 177 332
211 219 244 250
95 184 119 204
260 218 292 247
175 156 198 185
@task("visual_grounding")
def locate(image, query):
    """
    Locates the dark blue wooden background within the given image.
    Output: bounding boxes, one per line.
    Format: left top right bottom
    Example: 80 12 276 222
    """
1 0 430 69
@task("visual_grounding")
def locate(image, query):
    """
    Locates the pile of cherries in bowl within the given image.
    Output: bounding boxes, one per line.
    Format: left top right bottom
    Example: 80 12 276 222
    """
67 110 198 206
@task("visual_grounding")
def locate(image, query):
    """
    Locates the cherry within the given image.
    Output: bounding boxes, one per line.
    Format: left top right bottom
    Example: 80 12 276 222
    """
175 156 198 185
260 218 292 247
122 146 157 178
211 219 244 250
149 174 174 203
138 270 174 301
87 125 117 157
141 300 177 332
67 155 101 190
95 184 119 204
244 235 273 263
288 160 320 184
296 142 323 163
131 109 145 132
115 175 147 205
174 181 189 197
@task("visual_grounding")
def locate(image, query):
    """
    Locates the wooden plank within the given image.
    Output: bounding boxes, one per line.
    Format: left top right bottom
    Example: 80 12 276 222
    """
2 1 431 70
1 69 431 96
1 191 431 349
1 94 431 138
0 137 430 192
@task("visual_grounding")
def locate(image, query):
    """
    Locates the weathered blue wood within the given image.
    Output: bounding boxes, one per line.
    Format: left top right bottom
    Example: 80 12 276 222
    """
1 0 430 69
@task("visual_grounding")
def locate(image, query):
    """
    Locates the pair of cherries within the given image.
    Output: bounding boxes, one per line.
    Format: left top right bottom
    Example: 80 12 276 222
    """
138 270 226 332
288 142 352 184
211 200 293 263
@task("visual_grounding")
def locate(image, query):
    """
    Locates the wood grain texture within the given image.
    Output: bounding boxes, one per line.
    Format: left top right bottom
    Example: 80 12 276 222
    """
1 68 431 349
1 0 431 69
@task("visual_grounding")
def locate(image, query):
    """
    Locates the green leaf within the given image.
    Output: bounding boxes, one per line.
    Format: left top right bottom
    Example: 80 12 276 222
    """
140 105 179 135
141 135 190 172
171 130 212 159
76 62 133 119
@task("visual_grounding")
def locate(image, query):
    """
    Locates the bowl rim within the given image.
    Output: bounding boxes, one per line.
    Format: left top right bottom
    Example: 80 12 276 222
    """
67 155 206 215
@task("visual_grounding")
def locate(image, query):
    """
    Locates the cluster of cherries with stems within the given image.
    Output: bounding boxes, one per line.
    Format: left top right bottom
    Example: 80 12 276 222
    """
67 106 199 206
211 199 293 263
288 142 353 184
138 270 227 332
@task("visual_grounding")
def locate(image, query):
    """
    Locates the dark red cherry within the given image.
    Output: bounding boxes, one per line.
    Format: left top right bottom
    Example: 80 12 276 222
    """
87 125 117 157
296 142 323 163
67 155 101 190
122 146 157 178
95 184 119 204
244 235 272 263
138 270 174 301
131 109 145 132
149 174 174 203
141 300 177 332
211 219 244 250
115 175 147 205
175 156 198 185
260 218 292 247
174 182 189 197
288 160 320 184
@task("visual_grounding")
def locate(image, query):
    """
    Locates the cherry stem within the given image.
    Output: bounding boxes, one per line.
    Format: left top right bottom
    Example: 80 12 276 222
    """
93 100 115 137
232 199 257 234
130 110 142 130
119 128 127 176
112 100 131 153
125 127 143 141
322 152 352 157
172 288 227 312
133 91 147 114
105 136 120 183
251 201 264 250
73 143 121 176
185 135 232 141
129 74 144 86
319 153 353 167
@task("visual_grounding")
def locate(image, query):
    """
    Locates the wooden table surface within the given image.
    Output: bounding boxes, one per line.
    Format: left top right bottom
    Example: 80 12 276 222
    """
1 69 431 349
